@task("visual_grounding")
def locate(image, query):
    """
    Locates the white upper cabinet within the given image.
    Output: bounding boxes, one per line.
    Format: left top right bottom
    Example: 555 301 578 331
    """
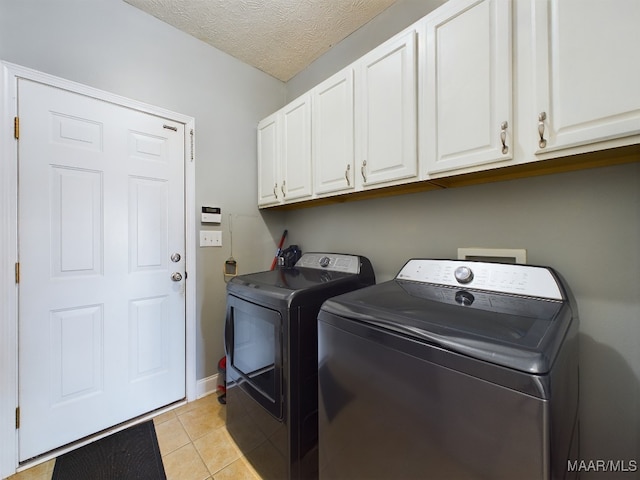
281 95 312 201
257 113 279 207
356 29 418 188
421 0 513 176
312 68 355 196
531 0 640 156
258 0 640 208
257 94 312 207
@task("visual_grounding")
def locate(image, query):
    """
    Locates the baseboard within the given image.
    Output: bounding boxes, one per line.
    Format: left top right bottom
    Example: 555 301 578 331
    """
196 373 221 399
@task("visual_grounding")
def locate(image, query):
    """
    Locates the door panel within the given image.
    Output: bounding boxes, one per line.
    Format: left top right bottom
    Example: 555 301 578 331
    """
312 68 355 196
533 0 640 153
129 296 170 380
129 178 168 271
257 114 279 206
423 0 512 175
50 305 104 404
282 95 312 201
18 79 185 460
50 167 103 277
359 29 417 187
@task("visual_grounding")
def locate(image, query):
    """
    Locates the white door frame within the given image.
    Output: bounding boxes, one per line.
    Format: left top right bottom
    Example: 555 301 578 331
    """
0 60 197 477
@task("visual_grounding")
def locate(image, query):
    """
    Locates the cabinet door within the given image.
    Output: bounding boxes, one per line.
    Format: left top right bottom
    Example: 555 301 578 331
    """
423 0 512 175
532 0 640 155
358 29 418 187
257 114 279 206
313 68 355 196
281 94 312 201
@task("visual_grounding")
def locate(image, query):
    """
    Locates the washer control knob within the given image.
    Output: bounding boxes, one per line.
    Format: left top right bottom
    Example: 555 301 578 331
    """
454 266 474 284
319 256 331 268
455 290 475 306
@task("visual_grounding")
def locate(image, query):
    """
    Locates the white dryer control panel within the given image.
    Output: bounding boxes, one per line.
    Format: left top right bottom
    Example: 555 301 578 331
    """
396 259 563 300
296 253 361 274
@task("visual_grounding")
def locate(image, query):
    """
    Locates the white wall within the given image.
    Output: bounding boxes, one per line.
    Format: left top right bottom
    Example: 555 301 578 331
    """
0 0 286 385
283 1 640 477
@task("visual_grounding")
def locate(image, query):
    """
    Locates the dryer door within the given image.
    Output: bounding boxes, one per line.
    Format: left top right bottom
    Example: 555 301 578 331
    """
225 294 283 420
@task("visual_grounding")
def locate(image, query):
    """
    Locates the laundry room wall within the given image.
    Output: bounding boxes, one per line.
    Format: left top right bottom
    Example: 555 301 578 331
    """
282 1 640 476
0 0 286 386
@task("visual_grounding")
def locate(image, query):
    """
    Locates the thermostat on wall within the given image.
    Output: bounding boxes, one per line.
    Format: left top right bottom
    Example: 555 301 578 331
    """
201 206 221 224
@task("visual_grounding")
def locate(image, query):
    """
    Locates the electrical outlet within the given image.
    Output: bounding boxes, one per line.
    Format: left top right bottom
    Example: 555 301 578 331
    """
200 230 222 247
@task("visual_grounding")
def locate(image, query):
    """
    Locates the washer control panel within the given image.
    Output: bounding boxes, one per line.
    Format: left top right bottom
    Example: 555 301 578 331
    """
296 253 361 274
397 259 563 300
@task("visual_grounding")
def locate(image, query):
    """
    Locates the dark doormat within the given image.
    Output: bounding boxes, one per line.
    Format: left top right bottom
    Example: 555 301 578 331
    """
52 420 166 480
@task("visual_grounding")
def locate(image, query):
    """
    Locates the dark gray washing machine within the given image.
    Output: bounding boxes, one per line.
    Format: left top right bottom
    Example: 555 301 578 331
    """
225 253 375 480
318 259 579 480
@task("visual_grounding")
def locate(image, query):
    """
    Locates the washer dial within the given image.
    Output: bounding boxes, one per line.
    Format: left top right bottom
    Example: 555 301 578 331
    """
454 266 474 284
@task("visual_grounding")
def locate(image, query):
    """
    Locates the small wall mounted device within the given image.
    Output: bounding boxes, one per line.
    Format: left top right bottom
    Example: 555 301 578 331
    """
201 206 221 224
224 214 238 278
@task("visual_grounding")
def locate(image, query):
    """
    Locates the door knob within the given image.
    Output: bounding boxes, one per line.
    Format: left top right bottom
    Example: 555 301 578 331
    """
171 272 183 282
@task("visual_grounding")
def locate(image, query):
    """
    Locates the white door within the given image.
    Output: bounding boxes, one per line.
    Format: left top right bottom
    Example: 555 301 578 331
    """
422 0 512 175
357 29 418 188
17 79 186 461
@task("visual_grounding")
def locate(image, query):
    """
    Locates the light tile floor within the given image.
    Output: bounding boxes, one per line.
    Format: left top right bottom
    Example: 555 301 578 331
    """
5 394 263 480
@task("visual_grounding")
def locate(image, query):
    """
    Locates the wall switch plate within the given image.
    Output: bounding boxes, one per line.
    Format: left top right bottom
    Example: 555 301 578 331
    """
200 230 222 247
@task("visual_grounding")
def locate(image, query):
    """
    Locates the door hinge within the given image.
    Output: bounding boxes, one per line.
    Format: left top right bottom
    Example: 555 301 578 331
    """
15 407 20 429
14 117 19 139
190 128 194 162
15 262 20 284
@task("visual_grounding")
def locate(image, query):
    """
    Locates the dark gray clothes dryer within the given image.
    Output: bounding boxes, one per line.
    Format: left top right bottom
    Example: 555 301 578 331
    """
224 253 375 480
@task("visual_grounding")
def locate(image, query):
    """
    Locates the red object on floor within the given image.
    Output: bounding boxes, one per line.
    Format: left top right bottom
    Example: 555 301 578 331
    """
217 356 227 404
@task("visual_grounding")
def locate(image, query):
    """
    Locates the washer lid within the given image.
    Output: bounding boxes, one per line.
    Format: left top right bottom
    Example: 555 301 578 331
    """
229 267 357 293
227 253 375 307
320 278 573 374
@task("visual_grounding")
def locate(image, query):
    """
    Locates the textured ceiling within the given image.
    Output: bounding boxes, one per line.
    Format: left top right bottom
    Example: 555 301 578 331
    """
123 0 399 82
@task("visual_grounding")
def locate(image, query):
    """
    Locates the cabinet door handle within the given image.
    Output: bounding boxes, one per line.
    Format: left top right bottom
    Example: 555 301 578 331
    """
281 180 286 197
273 183 278 199
500 121 509 154
345 164 351 186
538 112 547 148
361 160 367 183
